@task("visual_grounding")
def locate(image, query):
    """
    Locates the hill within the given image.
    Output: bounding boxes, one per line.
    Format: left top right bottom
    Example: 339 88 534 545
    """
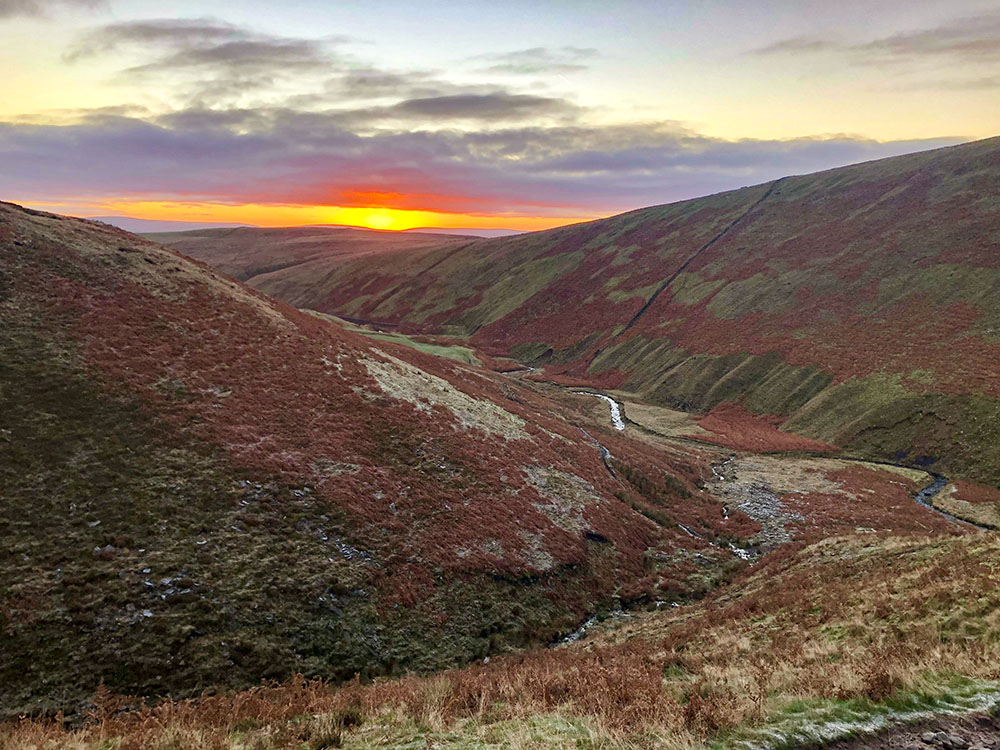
89 217 257 233
3 199 992 746
158 137 1000 486
0 201 771 718
142 226 480 313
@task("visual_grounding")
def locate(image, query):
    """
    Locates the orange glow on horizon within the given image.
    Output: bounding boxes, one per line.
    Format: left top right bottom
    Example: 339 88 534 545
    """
90 200 599 232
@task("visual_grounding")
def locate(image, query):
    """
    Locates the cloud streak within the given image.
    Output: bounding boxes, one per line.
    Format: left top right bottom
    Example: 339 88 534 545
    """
473 46 598 75
0 0 101 18
749 11 1000 65
67 18 354 106
860 12 1000 63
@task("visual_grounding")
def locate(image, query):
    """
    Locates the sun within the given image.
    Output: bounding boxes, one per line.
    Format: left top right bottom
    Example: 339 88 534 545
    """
359 209 398 230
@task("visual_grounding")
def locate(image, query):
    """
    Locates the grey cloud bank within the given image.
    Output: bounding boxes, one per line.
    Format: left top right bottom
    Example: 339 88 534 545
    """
0 112 962 215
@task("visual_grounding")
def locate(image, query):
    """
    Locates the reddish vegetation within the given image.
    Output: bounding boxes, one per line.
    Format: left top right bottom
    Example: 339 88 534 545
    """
632 295 1000 397
686 402 836 453
5 202 752 625
782 465 962 539
9 533 1000 748
949 479 1000 506
73 281 672 583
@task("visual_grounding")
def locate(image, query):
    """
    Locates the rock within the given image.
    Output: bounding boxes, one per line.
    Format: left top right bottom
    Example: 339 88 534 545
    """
907 743 926 750
946 735 967 750
923 733 938 744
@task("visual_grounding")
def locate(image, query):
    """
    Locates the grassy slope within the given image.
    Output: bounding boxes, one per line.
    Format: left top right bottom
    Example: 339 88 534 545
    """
161 137 1000 484
6 531 998 749
303 310 482 365
2 202 759 718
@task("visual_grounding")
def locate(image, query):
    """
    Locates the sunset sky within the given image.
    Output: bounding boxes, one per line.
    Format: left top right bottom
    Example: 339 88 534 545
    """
2 0 998 230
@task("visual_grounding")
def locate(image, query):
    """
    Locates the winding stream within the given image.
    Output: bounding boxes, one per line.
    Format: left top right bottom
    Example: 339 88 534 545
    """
574 392 625 430
912 475 985 529
576 389 988 533
513 373 992 533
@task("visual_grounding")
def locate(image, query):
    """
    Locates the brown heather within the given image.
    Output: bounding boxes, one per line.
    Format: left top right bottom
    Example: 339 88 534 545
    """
3 532 998 749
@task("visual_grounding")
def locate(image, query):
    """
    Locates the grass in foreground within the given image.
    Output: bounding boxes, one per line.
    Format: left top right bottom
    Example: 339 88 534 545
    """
4 532 999 749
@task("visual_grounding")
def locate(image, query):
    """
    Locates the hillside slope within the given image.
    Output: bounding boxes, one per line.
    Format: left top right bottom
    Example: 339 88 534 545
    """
0 202 751 717
143 225 479 316
8 530 998 749
160 137 1000 484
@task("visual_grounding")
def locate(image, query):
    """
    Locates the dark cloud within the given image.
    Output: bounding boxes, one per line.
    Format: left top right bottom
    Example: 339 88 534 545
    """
66 18 352 106
0 0 101 18
313 68 504 105
384 93 576 122
334 68 442 100
473 46 598 75
66 18 246 59
747 12 1000 65
0 109 963 217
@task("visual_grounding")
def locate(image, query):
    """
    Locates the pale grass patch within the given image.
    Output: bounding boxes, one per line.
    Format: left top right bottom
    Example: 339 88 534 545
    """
361 353 529 440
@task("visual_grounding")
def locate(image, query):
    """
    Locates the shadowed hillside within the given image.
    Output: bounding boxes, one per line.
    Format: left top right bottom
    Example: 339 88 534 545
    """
160 137 1000 485
0 202 755 718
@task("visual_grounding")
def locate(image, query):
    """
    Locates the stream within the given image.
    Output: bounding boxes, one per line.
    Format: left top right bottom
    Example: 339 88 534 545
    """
572 388 987 533
510 372 992 533
574 392 625 430
912 475 985 529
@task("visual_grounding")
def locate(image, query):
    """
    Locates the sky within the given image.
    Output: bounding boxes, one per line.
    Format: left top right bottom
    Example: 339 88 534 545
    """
1 0 998 231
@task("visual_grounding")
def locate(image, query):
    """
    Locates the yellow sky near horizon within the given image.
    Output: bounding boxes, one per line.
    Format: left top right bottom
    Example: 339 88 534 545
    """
19 198 598 232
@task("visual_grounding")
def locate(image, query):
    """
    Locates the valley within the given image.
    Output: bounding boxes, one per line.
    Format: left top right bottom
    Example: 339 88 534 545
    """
161 137 1000 488
5 0 1000 745
3 136 1000 750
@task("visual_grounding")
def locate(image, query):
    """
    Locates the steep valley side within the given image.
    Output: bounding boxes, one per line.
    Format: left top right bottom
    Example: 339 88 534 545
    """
158 136 1000 486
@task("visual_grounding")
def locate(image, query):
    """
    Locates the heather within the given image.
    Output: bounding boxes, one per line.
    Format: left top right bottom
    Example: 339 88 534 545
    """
4 533 998 749
163 137 1000 484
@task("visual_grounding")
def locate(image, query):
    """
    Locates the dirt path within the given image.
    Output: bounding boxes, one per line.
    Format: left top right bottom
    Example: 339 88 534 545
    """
823 709 1000 750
